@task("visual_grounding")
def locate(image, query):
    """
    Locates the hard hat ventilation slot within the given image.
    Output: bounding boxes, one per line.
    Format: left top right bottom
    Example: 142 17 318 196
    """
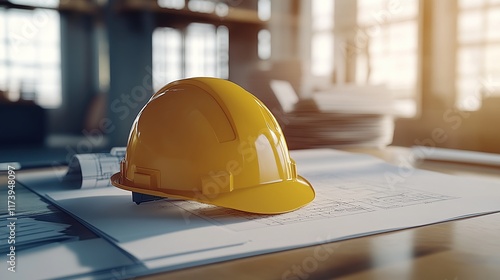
201 171 234 195
134 167 161 189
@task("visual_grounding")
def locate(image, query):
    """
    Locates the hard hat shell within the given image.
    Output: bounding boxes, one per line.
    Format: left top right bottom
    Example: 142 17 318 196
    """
111 77 315 214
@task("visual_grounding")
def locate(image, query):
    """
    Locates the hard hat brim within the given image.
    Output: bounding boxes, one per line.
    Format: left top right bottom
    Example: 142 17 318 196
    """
111 173 315 215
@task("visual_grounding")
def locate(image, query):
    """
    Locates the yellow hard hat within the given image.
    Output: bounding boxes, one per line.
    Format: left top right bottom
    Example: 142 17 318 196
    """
111 77 315 214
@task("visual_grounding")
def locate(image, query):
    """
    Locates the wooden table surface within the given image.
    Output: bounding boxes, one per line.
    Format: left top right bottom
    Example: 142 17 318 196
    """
141 146 500 279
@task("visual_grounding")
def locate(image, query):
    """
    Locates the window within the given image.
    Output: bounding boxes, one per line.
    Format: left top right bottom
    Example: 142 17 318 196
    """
456 0 500 110
152 27 183 91
152 23 229 92
258 29 271 60
258 0 271 21
310 0 334 77
158 0 185 10
10 0 59 8
303 0 419 116
356 0 420 100
0 7 61 108
258 0 271 60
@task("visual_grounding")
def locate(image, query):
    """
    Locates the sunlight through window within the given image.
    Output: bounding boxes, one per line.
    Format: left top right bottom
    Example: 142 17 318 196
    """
456 0 500 110
0 7 61 108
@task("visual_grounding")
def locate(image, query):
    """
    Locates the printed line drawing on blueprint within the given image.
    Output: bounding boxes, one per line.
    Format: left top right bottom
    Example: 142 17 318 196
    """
172 178 457 232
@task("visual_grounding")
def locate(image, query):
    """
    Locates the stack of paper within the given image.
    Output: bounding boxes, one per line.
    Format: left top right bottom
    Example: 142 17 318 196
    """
0 218 74 252
270 80 396 149
284 111 394 149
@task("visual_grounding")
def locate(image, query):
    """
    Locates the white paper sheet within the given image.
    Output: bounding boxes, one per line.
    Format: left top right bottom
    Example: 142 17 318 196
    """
41 149 500 275
0 238 135 280
46 187 248 261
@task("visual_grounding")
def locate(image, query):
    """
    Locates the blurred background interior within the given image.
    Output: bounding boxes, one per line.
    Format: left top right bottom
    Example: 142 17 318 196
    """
0 0 499 167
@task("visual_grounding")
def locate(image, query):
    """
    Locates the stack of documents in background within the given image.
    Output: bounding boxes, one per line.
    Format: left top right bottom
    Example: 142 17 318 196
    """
270 81 399 150
284 109 394 150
